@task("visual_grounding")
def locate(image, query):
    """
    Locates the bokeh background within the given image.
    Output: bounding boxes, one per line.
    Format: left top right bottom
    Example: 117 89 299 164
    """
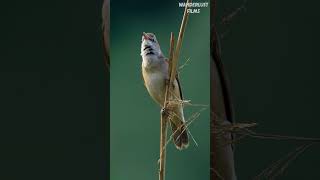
0 0 107 179
217 0 320 179
110 0 210 179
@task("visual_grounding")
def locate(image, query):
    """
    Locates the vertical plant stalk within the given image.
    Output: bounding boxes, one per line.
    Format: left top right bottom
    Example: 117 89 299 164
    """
159 32 174 180
159 1 191 180
171 0 191 83
211 0 237 179
102 0 110 69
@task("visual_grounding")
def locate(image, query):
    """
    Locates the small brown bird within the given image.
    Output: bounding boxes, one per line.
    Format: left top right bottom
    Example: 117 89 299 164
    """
140 32 189 150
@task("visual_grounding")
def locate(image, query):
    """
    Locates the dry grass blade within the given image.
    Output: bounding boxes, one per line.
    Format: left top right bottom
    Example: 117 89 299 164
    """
159 1 191 180
170 0 191 85
161 105 206 151
211 168 226 180
178 57 191 73
253 143 313 180
158 32 174 180
212 110 320 179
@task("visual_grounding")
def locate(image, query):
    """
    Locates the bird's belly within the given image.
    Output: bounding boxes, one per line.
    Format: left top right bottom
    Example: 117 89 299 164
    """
145 72 166 106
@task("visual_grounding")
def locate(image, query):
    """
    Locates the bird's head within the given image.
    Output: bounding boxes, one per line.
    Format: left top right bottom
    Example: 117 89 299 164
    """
140 32 162 56
142 32 159 45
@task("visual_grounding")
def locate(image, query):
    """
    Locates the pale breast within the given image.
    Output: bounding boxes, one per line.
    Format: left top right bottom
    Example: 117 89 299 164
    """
143 69 166 106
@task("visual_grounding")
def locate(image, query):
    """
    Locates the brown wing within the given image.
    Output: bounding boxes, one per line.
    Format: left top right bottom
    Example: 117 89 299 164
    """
164 58 183 100
175 73 183 100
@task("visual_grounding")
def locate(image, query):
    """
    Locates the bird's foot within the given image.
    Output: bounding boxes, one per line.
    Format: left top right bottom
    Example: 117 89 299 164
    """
161 107 167 115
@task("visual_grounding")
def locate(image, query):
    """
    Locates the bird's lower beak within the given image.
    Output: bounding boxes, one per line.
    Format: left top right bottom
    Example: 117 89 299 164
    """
143 32 150 40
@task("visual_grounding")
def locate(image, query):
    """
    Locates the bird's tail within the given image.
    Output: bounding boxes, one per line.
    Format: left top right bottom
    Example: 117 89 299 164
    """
170 119 189 150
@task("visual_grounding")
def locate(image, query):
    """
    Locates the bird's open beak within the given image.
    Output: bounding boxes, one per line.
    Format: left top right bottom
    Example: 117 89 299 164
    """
143 32 150 40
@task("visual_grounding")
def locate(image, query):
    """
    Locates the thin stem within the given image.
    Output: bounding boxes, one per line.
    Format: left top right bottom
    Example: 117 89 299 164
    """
159 0 191 179
159 33 175 180
170 0 191 85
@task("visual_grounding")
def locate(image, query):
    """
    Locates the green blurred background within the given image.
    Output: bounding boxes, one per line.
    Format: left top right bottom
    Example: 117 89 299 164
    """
110 0 210 179
217 0 320 179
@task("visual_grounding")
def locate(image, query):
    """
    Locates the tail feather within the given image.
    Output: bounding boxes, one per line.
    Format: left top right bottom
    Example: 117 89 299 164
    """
170 121 189 150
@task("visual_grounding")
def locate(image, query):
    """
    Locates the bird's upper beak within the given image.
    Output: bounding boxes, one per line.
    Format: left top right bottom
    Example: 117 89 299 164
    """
142 32 150 40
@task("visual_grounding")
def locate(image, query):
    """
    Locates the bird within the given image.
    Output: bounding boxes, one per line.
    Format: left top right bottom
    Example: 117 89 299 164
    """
140 32 189 150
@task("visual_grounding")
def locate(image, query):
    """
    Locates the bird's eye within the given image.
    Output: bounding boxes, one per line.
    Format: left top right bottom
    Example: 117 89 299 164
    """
151 38 155 42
